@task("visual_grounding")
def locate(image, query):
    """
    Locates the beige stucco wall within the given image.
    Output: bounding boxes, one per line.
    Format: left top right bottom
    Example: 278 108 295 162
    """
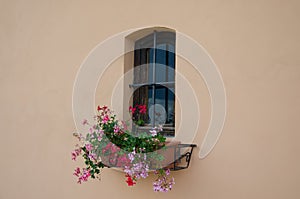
1 0 300 198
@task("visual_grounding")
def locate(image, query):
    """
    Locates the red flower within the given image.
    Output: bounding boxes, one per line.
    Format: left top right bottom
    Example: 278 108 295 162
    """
129 106 136 114
125 174 136 186
138 105 147 114
97 105 108 111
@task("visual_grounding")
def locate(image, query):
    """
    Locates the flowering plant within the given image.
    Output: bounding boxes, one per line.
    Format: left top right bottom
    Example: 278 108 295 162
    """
72 105 175 192
129 104 147 126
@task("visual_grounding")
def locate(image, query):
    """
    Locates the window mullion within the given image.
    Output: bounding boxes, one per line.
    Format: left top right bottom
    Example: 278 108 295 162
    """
151 31 157 127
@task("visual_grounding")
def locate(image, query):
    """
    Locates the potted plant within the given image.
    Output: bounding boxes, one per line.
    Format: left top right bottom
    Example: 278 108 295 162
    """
71 105 175 192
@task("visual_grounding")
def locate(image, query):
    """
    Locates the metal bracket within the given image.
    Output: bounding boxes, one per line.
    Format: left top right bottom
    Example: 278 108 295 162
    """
167 144 197 171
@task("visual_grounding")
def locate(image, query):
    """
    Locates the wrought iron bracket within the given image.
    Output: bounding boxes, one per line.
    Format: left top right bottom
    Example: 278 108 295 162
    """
166 143 197 171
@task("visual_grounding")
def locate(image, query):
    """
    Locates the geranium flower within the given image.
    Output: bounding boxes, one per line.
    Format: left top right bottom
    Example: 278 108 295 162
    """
71 148 82 161
153 169 175 192
125 174 136 186
113 124 120 133
150 129 157 136
138 105 147 114
128 151 135 162
97 105 108 111
129 106 136 114
85 144 93 152
124 159 149 180
71 151 77 161
102 115 109 124
73 167 81 177
77 168 91 184
88 153 97 161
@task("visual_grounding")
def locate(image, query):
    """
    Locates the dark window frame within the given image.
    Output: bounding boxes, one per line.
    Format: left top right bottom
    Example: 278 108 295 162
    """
129 31 176 137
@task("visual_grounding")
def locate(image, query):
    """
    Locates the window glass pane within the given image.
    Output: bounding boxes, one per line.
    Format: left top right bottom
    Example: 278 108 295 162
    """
156 32 175 48
133 86 149 107
154 86 166 125
147 86 154 124
155 64 166 83
167 42 175 54
154 86 175 126
148 48 154 83
155 86 166 108
167 89 175 125
135 33 154 49
134 33 154 85
132 86 150 125
167 44 175 82
155 44 167 83
133 49 147 84
156 44 167 65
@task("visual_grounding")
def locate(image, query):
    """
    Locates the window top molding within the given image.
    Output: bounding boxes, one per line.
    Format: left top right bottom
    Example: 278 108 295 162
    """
126 26 175 42
129 81 175 88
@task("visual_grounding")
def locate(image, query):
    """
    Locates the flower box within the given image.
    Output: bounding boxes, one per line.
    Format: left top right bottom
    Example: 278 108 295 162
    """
72 105 196 192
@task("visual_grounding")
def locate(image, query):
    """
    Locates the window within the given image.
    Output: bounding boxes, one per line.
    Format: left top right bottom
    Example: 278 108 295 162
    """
130 31 176 137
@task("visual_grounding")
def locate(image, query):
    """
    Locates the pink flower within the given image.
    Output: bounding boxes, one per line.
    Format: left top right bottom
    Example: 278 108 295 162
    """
150 129 157 136
165 168 170 175
98 129 104 135
97 134 102 141
73 167 81 177
88 153 97 161
114 125 120 133
71 151 77 161
153 169 175 192
77 168 91 184
128 152 135 162
102 115 109 124
85 144 93 152
71 148 82 161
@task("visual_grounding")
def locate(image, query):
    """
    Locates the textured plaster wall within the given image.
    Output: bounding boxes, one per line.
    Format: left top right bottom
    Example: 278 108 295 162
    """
1 0 300 199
